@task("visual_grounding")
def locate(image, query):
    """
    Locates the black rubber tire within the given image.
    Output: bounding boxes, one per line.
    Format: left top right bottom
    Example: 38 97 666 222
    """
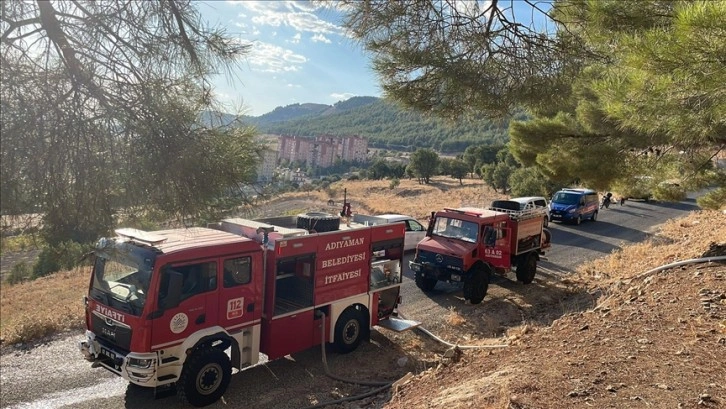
463 266 489 304
415 271 437 292
516 253 537 284
543 228 552 247
543 216 549 228
591 211 598 222
177 347 232 407
296 212 340 232
334 306 368 354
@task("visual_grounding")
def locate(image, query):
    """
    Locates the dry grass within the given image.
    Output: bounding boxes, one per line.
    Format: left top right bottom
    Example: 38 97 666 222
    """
0 267 88 345
282 177 506 220
577 210 726 282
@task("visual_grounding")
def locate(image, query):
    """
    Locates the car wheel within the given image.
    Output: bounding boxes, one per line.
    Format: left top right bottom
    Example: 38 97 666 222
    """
591 211 598 222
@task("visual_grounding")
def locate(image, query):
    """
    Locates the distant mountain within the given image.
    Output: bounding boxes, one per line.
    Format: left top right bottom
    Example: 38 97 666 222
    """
207 96 519 153
254 97 516 153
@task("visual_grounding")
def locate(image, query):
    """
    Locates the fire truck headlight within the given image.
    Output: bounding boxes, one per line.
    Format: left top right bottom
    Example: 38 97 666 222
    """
128 357 153 369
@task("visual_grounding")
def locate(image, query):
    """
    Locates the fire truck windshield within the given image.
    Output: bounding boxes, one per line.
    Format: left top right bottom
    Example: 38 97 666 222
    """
431 217 478 243
91 241 156 316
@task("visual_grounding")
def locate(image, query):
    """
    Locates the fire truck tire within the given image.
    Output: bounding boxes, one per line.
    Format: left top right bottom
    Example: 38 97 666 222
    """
334 307 368 354
516 253 537 284
177 347 232 407
463 266 489 304
415 271 437 292
296 212 341 232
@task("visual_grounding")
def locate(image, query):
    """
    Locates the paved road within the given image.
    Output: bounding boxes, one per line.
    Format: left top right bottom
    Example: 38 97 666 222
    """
0 199 700 409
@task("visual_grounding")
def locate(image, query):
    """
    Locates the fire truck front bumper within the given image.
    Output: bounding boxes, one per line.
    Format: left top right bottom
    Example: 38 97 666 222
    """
79 331 159 385
409 261 461 282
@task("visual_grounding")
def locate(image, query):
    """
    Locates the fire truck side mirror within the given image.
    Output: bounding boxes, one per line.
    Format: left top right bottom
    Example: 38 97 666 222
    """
483 226 496 247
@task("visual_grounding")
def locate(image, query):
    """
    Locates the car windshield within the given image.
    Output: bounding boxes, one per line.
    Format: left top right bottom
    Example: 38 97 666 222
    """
552 192 580 205
431 217 478 243
90 239 156 316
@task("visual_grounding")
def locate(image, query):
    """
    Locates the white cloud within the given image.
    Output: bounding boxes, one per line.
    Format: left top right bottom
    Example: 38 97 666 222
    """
287 83 302 88
227 1 344 36
330 92 356 101
311 33 331 44
289 33 301 44
248 41 307 73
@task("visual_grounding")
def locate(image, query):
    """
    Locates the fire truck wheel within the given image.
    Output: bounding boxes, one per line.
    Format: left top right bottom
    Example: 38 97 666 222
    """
415 271 437 292
463 267 489 304
296 212 340 232
334 307 368 354
516 253 537 284
177 347 232 407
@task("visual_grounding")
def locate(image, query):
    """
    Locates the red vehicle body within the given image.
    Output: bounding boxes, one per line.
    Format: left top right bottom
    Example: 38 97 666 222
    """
79 213 415 407
409 204 551 304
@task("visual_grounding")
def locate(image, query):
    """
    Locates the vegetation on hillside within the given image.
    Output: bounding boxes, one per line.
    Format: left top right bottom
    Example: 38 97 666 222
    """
256 98 514 153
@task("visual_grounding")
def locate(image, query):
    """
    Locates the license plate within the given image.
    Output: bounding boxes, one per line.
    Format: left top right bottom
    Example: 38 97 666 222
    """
552 215 561 219
451 274 461 282
100 347 116 361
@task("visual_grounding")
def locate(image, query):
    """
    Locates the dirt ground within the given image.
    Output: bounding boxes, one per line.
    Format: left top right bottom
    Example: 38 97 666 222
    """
382 212 726 409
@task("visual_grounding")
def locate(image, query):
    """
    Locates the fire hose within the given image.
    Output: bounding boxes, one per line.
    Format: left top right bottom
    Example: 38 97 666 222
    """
301 310 508 409
304 255 726 408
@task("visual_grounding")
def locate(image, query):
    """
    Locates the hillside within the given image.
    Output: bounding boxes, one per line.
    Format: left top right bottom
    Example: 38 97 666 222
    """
255 98 514 153
209 96 515 153
386 211 726 409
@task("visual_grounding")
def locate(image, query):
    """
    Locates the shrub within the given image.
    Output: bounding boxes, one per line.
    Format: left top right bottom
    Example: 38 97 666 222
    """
389 178 401 190
697 187 726 210
6 262 32 285
32 241 91 279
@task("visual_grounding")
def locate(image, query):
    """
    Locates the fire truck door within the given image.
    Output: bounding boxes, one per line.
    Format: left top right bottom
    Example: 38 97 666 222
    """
152 260 218 347
218 254 262 329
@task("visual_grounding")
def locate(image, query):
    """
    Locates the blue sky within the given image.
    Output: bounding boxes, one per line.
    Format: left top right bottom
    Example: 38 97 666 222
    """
198 1 551 117
198 1 379 116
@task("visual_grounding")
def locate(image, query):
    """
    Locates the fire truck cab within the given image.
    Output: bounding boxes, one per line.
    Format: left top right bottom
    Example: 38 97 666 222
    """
80 214 416 407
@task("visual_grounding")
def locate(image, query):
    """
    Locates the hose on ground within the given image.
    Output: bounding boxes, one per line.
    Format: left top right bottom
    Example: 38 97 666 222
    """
596 256 726 309
300 311 393 409
302 308 509 409
633 256 726 280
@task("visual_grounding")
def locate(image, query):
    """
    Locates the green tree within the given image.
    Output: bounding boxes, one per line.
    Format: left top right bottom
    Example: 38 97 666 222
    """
409 148 440 184
368 158 391 180
448 160 470 185
341 1 567 119
1 1 257 246
509 167 558 198
341 0 725 197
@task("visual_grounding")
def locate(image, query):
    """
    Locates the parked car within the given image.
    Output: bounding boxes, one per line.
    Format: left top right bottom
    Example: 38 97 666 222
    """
352 213 426 251
549 188 599 225
509 196 550 227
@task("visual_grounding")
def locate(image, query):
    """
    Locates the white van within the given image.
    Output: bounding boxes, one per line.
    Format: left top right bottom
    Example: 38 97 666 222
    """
509 196 550 227
352 214 426 251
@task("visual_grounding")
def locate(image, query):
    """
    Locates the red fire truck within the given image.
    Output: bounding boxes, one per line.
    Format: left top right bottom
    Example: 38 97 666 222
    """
409 201 551 304
79 212 417 407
